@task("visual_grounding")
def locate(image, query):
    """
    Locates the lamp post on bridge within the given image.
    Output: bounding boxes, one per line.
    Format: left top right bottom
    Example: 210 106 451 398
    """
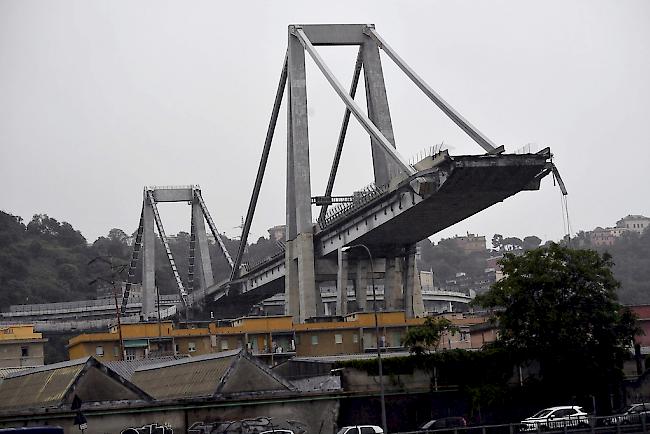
341 244 387 434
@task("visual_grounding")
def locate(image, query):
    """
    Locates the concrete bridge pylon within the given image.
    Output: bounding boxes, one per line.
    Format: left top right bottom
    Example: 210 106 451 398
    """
225 24 524 323
122 185 233 319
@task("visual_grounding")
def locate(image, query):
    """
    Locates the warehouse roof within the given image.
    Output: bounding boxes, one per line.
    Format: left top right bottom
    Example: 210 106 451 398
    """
0 357 152 411
105 355 188 381
131 349 293 400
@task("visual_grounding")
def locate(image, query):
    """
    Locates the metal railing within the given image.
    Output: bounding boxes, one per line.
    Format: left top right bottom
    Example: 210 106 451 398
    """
318 183 389 229
393 415 650 434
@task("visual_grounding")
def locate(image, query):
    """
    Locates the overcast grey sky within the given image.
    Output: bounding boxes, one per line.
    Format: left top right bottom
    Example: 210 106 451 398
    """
1 1 649 245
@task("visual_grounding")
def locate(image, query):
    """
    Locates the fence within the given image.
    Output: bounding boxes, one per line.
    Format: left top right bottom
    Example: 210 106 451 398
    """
394 415 650 434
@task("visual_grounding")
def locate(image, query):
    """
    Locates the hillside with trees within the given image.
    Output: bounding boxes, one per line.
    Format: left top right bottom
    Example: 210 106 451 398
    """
0 211 278 307
1 209 648 308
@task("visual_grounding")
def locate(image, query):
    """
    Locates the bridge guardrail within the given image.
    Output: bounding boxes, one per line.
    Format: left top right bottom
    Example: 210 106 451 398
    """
318 183 388 229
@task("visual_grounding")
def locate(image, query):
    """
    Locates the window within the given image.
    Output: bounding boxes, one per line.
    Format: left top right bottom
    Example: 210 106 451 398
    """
174 344 179 354
113 346 119 357
353 334 359 343
95 346 104 356
220 340 229 350
125 348 136 361
188 342 196 352
335 334 343 344
20 346 28 357
360 428 376 434
311 335 318 345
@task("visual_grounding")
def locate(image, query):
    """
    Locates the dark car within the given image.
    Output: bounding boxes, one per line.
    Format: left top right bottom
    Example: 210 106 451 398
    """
605 403 650 426
0 429 64 434
419 417 467 431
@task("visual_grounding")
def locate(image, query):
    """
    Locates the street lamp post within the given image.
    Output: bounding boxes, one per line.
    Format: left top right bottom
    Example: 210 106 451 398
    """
341 244 387 433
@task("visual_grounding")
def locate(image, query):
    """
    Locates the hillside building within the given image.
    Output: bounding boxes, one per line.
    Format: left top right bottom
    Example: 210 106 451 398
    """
446 233 487 254
0 324 47 368
590 226 630 246
617 215 650 234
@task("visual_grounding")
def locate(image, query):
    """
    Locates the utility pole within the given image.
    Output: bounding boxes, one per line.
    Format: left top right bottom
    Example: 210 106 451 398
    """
341 244 387 433
88 256 127 361
112 281 125 361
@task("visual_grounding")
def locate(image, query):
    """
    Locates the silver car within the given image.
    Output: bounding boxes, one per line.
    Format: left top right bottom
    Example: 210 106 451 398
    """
521 406 590 431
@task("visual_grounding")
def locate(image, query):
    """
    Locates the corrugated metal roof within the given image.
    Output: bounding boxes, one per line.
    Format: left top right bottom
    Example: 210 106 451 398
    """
134 349 241 372
105 355 189 381
5 357 89 379
0 363 84 409
0 366 36 379
0 357 153 410
131 354 236 400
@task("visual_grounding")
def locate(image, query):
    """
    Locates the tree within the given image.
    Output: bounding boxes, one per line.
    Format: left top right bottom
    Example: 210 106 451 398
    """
404 317 460 355
107 228 128 243
492 234 503 251
501 237 523 251
475 243 638 400
522 235 541 251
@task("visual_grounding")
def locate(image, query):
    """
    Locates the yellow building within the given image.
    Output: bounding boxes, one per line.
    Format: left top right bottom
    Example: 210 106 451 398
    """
209 311 428 360
67 311 495 363
68 321 213 361
0 325 47 368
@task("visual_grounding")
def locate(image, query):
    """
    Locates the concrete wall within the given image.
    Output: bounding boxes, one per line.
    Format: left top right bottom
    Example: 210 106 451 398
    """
0 396 339 434
173 335 212 356
295 328 362 356
0 340 45 368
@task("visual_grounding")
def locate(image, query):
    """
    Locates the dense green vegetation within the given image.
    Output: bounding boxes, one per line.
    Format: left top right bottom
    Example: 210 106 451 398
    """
0 212 93 306
475 244 638 405
590 230 650 305
0 211 278 307
403 317 459 355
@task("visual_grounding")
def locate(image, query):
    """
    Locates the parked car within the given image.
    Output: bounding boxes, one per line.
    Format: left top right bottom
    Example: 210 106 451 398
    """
520 406 590 431
419 417 467 431
337 426 383 434
605 403 650 426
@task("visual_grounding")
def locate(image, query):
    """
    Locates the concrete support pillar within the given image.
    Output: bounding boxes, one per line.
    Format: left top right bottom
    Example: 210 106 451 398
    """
285 237 322 322
404 250 425 318
284 31 319 323
141 194 156 319
284 241 299 321
355 260 368 312
336 249 349 316
384 256 404 311
192 199 214 294
296 233 321 321
362 36 399 185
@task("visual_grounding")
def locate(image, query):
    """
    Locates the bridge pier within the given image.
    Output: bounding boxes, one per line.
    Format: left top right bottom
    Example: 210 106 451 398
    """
142 192 156 319
404 250 425 318
191 198 215 294
354 260 369 312
285 235 324 322
384 256 403 311
336 249 349 316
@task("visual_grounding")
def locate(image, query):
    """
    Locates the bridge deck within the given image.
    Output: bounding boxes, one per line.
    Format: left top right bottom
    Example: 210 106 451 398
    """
202 151 551 317
354 153 547 249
